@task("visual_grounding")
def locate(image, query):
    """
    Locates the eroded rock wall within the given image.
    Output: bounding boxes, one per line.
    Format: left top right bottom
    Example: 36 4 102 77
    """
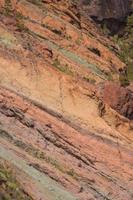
79 0 133 34
79 0 133 20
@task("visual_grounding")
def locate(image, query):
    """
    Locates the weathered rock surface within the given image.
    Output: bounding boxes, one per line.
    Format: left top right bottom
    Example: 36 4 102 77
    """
0 0 133 199
103 83 133 120
79 0 133 21
0 87 133 200
79 0 133 33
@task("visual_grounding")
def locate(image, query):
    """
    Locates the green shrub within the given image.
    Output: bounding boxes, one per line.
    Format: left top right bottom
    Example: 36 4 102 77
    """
0 161 32 200
119 74 130 87
52 58 73 75
83 76 96 84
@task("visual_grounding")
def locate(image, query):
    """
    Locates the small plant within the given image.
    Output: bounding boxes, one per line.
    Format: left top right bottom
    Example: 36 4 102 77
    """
2 0 12 16
119 73 130 87
53 58 61 68
67 168 75 176
52 58 73 75
111 14 133 81
102 23 110 35
15 12 28 32
0 160 32 200
16 21 28 32
76 38 81 45
75 35 83 46
83 76 96 84
65 35 72 40
107 72 113 81
66 168 78 180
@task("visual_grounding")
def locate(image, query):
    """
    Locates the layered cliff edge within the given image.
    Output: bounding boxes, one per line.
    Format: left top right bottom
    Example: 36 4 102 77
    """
0 0 133 200
79 0 133 34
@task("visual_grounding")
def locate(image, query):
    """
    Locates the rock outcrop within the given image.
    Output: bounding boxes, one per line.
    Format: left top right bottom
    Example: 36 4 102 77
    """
102 83 133 120
0 0 133 199
79 0 133 33
79 0 133 20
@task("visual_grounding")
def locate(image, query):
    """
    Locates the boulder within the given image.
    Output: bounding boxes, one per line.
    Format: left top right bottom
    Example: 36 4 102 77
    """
103 83 133 120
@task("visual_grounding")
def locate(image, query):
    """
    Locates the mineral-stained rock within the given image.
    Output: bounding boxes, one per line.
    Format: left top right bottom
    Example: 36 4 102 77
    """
0 0 133 200
103 83 133 120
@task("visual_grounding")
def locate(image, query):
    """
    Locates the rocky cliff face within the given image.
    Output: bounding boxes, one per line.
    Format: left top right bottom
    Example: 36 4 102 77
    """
0 0 133 200
102 83 133 119
79 0 133 20
79 0 133 33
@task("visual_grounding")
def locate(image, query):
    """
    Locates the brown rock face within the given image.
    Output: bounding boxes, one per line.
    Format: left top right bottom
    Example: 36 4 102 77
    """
79 0 133 33
103 83 133 120
0 0 133 199
79 0 133 20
